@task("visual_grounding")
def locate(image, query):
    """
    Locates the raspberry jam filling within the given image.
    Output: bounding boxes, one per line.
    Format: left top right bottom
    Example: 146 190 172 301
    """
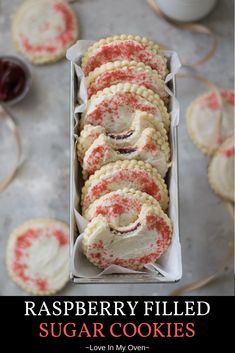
108 130 134 139
116 147 136 154
111 222 141 235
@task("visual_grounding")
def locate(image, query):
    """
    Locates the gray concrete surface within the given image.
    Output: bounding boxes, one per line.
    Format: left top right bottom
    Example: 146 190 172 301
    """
0 0 234 296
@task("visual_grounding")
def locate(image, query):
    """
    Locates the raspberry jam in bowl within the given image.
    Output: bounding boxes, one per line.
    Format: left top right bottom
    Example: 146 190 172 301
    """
0 55 31 105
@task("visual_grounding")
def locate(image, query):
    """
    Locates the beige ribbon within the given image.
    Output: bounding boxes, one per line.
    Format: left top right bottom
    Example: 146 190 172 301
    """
146 0 218 66
170 245 234 296
0 105 22 192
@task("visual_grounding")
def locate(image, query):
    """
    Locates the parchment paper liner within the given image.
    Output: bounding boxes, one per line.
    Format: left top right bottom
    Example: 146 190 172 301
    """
67 40 182 282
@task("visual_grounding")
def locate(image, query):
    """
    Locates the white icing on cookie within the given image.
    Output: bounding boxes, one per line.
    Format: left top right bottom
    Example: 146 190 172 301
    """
208 136 234 201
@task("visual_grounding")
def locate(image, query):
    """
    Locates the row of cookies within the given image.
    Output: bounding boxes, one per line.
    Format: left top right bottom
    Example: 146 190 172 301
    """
77 35 173 270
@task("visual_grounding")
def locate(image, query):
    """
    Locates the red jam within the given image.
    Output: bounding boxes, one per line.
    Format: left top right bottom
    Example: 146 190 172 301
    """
0 58 27 102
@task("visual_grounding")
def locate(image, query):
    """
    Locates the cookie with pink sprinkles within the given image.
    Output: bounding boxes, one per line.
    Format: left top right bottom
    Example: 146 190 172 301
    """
81 34 167 77
81 160 169 213
12 0 78 64
6 218 69 295
187 89 235 155
81 83 170 132
77 111 168 162
82 189 172 270
86 60 169 102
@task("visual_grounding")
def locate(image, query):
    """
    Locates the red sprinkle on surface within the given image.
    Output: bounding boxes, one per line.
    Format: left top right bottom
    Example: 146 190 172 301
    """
84 169 161 209
223 146 235 158
84 40 165 76
90 252 102 259
203 89 235 111
221 89 235 106
34 278 48 291
95 203 125 218
89 248 166 269
88 67 156 98
85 145 111 177
54 2 76 46
90 180 109 198
92 240 104 249
54 229 69 246
216 135 223 144
204 92 220 111
146 214 170 244
90 194 142 221
143 142 157 152
87 92 158 131
21 36 57 54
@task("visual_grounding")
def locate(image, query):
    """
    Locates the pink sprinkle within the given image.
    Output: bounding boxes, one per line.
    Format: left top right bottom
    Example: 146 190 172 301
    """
223 146 235 158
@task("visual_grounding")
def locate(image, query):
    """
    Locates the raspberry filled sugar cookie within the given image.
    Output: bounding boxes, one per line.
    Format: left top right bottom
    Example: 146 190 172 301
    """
6 219 69 295
77 111 168 161
81 83 170 132
81 35 167 77
187 89 235 155
86 60 169 102
12 0 78 64
82 127 170 179
82 189 172 270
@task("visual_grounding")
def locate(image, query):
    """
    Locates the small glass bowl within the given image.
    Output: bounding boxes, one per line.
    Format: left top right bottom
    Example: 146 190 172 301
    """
0 55 32 106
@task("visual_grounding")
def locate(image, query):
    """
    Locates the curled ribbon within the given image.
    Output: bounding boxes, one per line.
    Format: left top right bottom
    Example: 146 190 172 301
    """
0 105 22 192
170 245 234 296
146 0 218 67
